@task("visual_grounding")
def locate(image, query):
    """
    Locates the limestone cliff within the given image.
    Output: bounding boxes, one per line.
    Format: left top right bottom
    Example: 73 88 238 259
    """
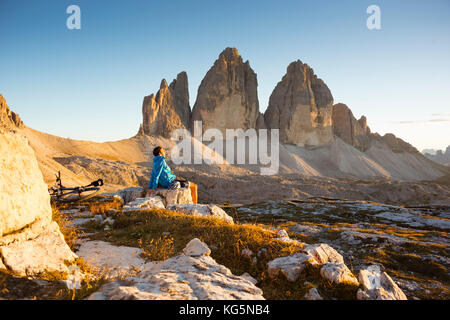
264 60 334 147
332 103 371 152
191 48 260 134
141 72 191 138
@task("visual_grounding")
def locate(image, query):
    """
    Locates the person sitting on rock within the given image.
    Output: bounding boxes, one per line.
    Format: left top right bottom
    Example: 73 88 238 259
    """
147 146 198 204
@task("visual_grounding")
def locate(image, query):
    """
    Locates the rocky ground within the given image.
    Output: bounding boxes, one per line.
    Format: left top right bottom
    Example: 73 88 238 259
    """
224 198 450 299
2 189 441 300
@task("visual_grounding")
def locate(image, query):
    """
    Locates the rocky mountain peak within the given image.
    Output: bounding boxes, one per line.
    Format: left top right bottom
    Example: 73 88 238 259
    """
0 94 24 132
191 47 260 134
141 72 191 138
219 47 241 62
332 103 371 151
160 79 168 89
264 60 334 147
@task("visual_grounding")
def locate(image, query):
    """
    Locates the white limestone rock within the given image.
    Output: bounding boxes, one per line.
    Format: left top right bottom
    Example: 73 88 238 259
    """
123 196 165 212
320 262 359 286
0 133 52 238
167 204 234 224
267 252 315 282
357 265 407 300
183 238 211 257
0 131 77 277
0 224 78 276
156 188 193 206
76 241 145 279
304 287 323 300
303 243 345 265
87 239 264 300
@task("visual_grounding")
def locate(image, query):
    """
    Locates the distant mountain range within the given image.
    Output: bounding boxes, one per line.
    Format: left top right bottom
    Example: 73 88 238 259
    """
423 146 450 166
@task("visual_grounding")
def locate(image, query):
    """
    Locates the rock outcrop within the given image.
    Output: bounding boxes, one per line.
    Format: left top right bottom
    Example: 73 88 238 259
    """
0 94 24 132
166 204 234 224
264 60 334 147
87 238 264 300
332 103 372 151
0 128 76 276
357 265 407 300
378 133 419 154
191 48 260 134
141 72 191 138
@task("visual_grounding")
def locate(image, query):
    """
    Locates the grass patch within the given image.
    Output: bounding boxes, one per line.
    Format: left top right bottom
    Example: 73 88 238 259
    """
81 207 361 299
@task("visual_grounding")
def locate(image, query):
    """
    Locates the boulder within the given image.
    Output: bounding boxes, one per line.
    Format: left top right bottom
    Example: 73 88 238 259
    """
264 60 334 147
123 196 165 212
87 239 264 300
319 262 359 286
141 72 191 138
166 204 234 224
303 243 345 265
356 265 407 300
191 47 260 135
0 130 77 277
0 133 53 238
267 252 314 282
156 187 193 206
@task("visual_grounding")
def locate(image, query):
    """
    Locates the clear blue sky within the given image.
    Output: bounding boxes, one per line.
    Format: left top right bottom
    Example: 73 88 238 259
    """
1 0 449 151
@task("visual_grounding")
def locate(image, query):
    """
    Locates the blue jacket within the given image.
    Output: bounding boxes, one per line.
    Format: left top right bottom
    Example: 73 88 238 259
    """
148 155 176 190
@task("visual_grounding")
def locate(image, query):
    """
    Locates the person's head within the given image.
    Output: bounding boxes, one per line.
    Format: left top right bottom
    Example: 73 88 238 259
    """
153 146 165 157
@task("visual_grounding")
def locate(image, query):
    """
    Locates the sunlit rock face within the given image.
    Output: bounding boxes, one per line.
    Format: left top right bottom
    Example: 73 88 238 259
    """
332 103 371 152
141 72 191 138
0 94 24 132
191 47 260 135
264 60 334 147
0 96 76 276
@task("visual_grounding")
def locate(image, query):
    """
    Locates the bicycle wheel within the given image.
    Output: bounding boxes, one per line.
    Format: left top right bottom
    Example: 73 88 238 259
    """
54 187 101 203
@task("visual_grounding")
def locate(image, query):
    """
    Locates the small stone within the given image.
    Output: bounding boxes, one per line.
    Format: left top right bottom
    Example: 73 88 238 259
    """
183 238 211 257
102 217 115 226
94 215 103 224
304 287 323 300
241 249 253 258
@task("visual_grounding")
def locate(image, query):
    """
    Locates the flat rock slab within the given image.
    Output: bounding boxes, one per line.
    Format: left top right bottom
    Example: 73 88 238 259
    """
76 241 145 279
88 238 264 300
123 196 165 212
166 204 234 224
0 225 78 277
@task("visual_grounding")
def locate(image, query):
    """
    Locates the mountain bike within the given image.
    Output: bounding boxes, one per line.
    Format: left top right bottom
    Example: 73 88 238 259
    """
48 171 104 203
